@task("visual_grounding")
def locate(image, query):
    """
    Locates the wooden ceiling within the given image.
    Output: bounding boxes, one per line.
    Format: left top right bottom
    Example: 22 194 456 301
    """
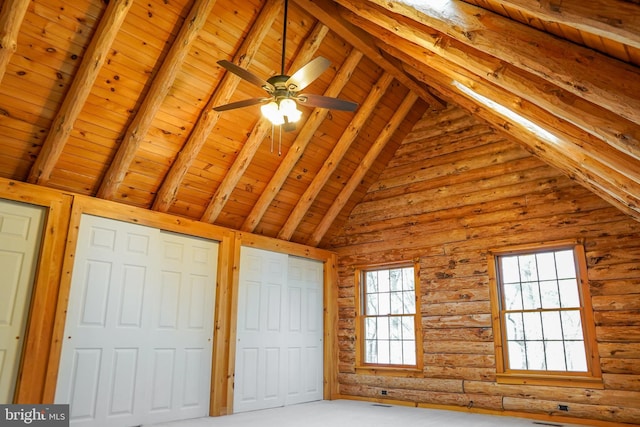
0 0 638 248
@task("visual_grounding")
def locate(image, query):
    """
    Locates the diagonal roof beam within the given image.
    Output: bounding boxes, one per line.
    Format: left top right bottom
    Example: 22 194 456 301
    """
308 91 419 247
291 0 444 110
277 71 394 241
152 0 281 212
199 22 330 224
27 0 133 185
97 0 217 199
0 0 29 83
345 0 640 126
338 1 640 162
240 48 364 232
467 0 640 49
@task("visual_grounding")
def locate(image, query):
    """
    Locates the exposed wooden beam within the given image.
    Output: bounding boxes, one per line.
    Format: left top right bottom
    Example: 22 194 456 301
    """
0 0 29 83
26 0 133 185
291 0 444 110
240 48 364 232
199 22 330 224
277 72 394 241
338 0 640 127
467 0 640 49
308 91 419 247
338 3 640 162
97 0 217 199
152 0 281 212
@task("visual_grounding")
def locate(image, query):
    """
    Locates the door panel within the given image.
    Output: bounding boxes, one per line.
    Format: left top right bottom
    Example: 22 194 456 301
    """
234 248 323 413
56 216 217 426
0 199 45 403
285 257 323 405
234 247 287 413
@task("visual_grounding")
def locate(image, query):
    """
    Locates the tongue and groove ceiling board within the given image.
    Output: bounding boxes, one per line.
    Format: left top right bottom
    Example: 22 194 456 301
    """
0 0 638 248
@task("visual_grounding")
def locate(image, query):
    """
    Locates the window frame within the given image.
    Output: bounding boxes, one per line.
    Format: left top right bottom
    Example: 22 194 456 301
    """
354 260 423 373
488 239 603 388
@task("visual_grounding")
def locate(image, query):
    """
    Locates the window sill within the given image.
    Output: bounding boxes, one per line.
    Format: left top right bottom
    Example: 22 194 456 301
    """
356 365 423 377
497 372 604 389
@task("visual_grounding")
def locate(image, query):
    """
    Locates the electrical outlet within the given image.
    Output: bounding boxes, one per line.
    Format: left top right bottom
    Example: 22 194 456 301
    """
381 390 388 396
557 404 569 411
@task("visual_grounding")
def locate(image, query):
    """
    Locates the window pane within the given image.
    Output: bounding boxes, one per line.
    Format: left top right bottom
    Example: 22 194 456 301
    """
555 250 575 279
390 316 401 340
367 293 378 315
561 310 584 340
519 254 538 282
536 252 557 280
501 256 521 283
366 271 378 293
403 267 415 291
366 317 377 339
378 340 390 364
377 317 389 340
402 316 415 339
403 341 416 365
507 341 527 370
379 270 390 292
390 340 403 364
526 341 546 370
378 292 391 315
545 341 567 371
403 290 415 314
523 312 543 340
521 281 541 309
539 280 560 308
559 278 580 308
390 269 402 291
365 340 377 363
505 313 524 340
503 282 523 310
565 340 588 371
541 311 563 340
390 292 403 314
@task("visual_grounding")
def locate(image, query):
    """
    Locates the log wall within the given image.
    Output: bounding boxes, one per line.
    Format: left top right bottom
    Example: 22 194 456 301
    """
330 105 640 426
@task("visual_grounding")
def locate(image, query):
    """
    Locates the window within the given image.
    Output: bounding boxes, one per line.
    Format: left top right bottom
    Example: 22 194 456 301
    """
355 261 421 370
489 240 602 387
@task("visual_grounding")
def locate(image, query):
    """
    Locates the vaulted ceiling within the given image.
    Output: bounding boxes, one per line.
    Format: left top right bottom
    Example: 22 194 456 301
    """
0 0 638 248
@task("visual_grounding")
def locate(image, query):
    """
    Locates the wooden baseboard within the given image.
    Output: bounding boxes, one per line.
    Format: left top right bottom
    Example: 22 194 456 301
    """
331 394 633 427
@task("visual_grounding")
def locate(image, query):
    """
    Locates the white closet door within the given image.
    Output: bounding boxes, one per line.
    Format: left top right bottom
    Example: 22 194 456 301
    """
0 199 45 403
285 256 323 405
234 247 288 413
55 215 217 427
234 247 323 413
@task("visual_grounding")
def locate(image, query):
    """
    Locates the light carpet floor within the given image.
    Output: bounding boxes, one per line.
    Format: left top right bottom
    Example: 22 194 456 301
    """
149 399 592 427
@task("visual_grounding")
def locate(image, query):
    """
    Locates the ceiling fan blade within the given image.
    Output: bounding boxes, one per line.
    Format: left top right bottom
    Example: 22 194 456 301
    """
296 93 358 111
217 60 275 93
213 97 272 112
286 57 331 92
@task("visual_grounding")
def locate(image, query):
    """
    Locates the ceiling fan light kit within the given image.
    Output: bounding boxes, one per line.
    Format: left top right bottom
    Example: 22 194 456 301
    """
213 0 358 134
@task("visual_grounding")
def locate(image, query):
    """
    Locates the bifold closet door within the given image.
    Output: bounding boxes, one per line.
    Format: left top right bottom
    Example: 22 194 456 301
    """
55 215 218 427
0 199 46 403
234 247 323 413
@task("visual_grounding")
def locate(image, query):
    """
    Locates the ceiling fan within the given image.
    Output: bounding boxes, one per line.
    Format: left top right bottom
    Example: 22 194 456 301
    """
213 0 358 133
